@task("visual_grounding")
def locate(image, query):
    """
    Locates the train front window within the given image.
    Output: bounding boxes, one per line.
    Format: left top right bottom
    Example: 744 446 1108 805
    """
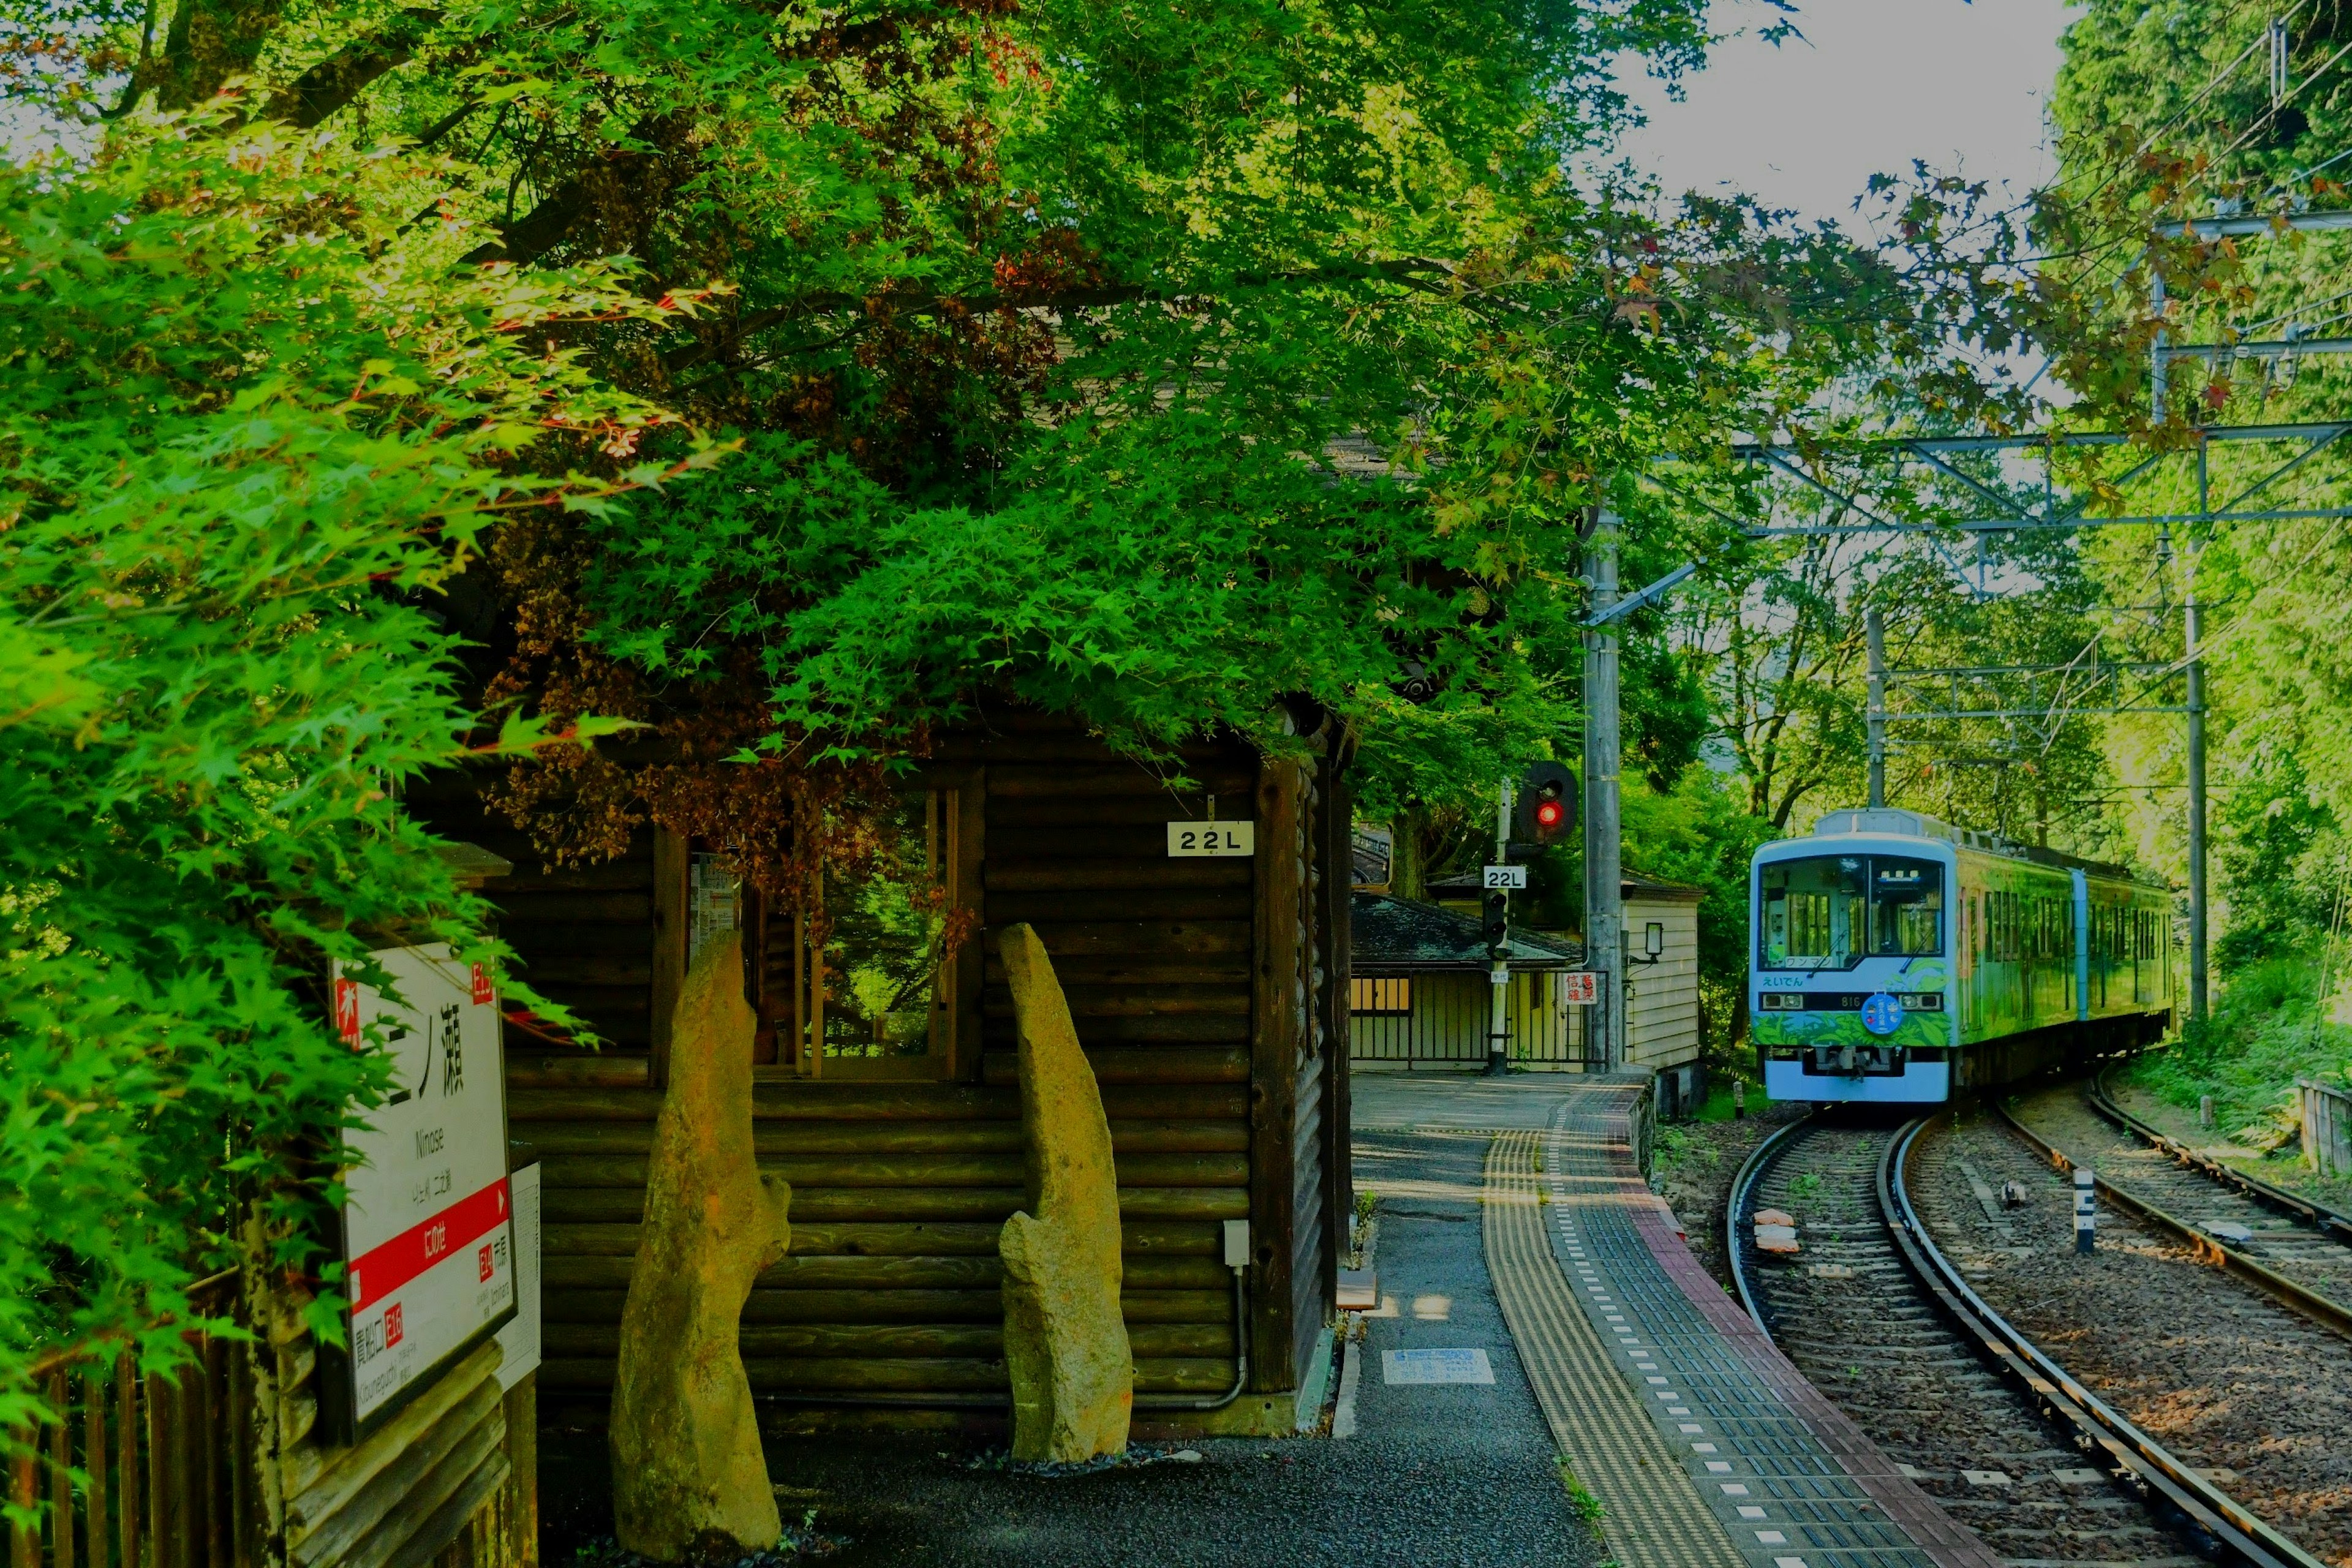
1760 856 1864 970
1759 854 1943 971
1869 858 1942 956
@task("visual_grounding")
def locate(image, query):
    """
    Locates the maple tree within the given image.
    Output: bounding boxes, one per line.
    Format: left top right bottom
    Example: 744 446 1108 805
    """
0 0 2030 1436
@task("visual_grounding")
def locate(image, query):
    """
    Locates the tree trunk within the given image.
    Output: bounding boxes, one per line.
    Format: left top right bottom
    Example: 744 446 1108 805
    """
154 0 290 109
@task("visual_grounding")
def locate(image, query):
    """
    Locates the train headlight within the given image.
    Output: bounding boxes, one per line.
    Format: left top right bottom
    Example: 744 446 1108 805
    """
1898 992 1944 1011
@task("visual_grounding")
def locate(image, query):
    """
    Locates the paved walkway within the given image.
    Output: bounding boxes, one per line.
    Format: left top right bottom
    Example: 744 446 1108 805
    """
1521 1086 1999 1568
545 1120 1606 1567
537 1072 1996 1568
1360 1071 1997 1568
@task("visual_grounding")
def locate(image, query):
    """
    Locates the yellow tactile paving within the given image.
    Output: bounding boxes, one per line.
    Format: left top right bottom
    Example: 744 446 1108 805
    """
1484 1129 1749 1568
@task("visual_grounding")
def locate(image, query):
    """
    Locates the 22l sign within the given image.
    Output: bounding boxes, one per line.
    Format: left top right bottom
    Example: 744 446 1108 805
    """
1167 822 1256 857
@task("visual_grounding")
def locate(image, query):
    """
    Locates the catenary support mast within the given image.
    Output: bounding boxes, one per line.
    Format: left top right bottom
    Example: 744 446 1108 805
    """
2187 532 2209 1022
1865 608 1889 810
1584 510 1623 1074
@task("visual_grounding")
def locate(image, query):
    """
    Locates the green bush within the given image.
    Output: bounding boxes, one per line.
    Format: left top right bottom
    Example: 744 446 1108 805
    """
0 108 696 1428
2128 957 2352 1146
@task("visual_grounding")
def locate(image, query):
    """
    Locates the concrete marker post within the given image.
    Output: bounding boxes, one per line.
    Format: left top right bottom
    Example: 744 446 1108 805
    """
2073 1167 2097 1255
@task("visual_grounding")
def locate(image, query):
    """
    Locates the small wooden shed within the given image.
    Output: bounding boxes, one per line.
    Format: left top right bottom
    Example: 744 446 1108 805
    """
1346 894 1590 1070
413 711 1352 1434
1621 878 1705 1114
1420 871 1705 1101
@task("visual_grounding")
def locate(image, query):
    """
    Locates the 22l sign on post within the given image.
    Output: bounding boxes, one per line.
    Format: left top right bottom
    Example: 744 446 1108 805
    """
331 943 515 1437
1167 821 1255 857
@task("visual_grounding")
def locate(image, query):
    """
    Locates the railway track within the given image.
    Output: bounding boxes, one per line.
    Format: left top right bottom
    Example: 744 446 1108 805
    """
1729 1110 2329 1568
1997 1077 2352 1337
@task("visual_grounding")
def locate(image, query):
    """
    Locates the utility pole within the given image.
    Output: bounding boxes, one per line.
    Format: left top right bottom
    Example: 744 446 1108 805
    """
1865 608 1888 810
2185 461 2209 1020
1487 778 1512 1077
1584 509 1624 1074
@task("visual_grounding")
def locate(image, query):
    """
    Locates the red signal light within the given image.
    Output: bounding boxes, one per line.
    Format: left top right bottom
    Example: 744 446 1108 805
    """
1536 801 1563 827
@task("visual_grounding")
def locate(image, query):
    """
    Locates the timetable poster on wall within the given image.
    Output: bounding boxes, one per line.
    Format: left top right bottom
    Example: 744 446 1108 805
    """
330 941 516 1432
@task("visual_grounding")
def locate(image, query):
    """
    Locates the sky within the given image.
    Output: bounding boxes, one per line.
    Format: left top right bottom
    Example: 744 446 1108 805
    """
1615 0 2074 231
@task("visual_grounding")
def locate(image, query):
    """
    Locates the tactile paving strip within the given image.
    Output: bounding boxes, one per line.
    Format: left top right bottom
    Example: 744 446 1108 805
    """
1540 1092 2001 1568
1486 1129 1749 1568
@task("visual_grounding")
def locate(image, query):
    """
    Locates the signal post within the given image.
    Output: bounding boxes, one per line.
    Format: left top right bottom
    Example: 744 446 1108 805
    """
1483 764 1577 1074
1485 783 1514 1075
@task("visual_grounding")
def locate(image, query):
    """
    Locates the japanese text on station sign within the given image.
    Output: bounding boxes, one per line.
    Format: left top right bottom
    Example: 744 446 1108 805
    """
333 943 514 1428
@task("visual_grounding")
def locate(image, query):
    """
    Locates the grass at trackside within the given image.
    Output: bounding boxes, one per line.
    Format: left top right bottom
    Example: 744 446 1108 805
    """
1688 1074 1771 1123
2111 956 2352 1210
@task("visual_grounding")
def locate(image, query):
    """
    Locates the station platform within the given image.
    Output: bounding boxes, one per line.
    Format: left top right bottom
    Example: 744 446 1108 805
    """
1355 1075 2001 1568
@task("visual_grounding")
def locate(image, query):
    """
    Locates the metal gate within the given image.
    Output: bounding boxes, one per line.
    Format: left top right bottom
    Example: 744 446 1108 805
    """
1348 970 1600 1069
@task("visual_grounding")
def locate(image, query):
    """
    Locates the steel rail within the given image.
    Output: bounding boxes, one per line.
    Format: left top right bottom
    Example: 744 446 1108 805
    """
1996 1095 2352 1343
1885 1114 2328 1568
2087 1066 2352 1245
1722 1111 1817 1335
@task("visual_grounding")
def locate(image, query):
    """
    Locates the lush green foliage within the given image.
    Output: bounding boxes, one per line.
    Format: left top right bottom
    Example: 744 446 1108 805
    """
0 109 696 1418
0 0 2059 1441
2040 0 2352 989
2125 957 2352 1158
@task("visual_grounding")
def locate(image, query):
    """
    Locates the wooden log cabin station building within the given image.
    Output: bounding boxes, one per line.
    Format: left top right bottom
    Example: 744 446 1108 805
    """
420 710 1354 1437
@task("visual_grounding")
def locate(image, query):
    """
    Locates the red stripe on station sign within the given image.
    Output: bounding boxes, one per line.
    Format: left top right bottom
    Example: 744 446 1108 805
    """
349 1178 510 1312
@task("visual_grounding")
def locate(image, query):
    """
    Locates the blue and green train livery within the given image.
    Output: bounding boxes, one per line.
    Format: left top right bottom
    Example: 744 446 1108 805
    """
1750 808 2176 1104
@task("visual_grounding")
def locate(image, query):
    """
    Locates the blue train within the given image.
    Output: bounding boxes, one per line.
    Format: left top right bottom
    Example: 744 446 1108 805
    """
1750 809 2176 1104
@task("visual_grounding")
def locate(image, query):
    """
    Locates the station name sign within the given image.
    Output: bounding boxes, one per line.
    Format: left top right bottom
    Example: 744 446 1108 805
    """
331 942 516 1431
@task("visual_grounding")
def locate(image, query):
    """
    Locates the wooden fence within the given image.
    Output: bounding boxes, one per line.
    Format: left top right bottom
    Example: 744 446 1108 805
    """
7 1270 530 1568
2302 1076 2352 1178
7 1273 251 1568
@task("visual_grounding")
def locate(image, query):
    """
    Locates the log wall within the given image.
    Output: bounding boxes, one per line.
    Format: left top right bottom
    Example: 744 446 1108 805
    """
447 717 1346 1415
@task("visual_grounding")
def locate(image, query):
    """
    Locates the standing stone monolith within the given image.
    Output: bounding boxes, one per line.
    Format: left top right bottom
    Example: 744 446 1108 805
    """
612 933 792 1560
997 922 1133 1463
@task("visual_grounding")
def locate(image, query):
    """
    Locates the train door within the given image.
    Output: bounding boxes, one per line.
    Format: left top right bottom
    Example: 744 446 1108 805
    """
1959 878 1975 1035
2071 870 2089 1023
2134 908 2152 1006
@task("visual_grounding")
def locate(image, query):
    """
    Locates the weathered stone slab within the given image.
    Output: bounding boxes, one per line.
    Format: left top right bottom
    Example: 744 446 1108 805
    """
612 933 793 1559
997 922 1133 1463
